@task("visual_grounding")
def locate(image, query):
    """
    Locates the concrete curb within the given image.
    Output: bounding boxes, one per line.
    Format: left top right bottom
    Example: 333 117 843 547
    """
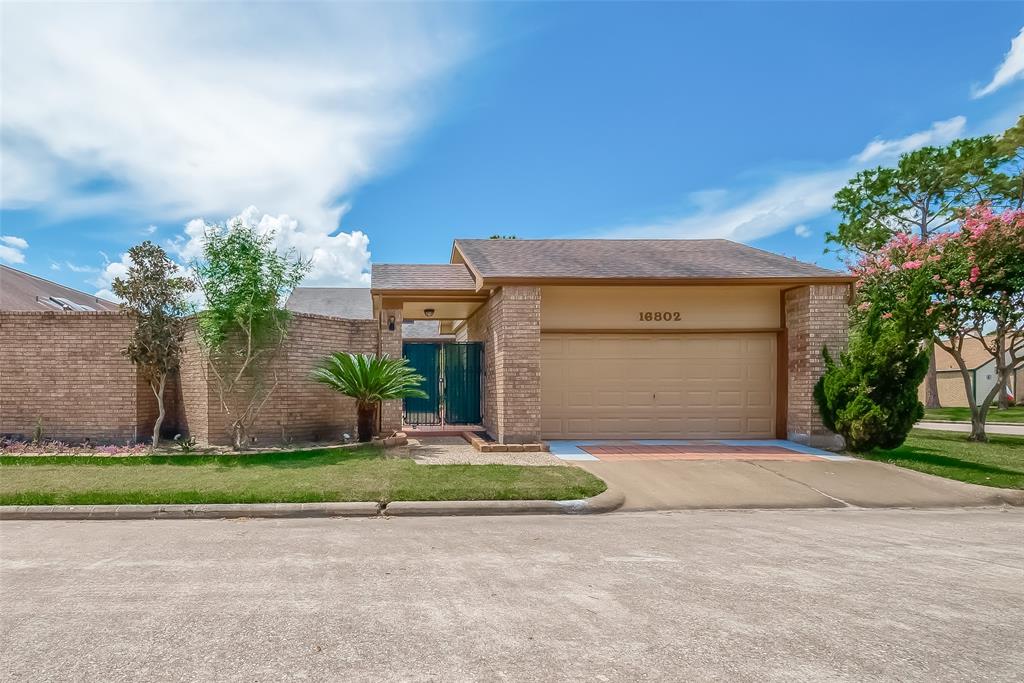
385 486 624 517
0 487 623 520
0 502 381 521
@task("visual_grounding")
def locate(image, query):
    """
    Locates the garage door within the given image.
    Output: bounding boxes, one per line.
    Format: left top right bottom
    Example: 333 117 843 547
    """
541 333 777 439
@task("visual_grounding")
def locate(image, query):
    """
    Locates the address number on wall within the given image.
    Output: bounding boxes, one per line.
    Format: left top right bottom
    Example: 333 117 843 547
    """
638 311 681 322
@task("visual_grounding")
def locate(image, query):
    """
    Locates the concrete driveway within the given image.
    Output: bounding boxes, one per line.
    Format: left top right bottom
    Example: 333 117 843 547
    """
2 509 1022 681
549 439 1024 511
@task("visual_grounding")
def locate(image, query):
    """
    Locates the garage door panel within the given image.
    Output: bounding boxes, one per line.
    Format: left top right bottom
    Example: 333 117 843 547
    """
542 332 776 439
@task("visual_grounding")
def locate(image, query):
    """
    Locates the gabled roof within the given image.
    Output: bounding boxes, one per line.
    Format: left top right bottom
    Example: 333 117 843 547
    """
371 264 477 291
452 238 851 284
0 265 119 312
286 287 373 319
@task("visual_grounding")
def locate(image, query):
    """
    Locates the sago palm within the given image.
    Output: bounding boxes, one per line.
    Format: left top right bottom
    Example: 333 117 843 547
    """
312 353 428 442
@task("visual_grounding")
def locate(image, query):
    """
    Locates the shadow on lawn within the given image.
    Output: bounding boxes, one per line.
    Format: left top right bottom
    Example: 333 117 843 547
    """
869 448 1023 479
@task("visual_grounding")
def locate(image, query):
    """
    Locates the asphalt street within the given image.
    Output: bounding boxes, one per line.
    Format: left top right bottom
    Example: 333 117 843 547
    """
1 508 1022 682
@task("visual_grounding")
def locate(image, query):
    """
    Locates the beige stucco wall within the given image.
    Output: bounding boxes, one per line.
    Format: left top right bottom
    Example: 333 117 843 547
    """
539 285 782 330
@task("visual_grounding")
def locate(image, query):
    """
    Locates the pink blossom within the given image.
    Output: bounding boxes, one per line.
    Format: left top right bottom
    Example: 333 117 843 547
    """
969 266 980 283
881 312 893 320
857 302 870 311
932 274 941 281
902 260 923 270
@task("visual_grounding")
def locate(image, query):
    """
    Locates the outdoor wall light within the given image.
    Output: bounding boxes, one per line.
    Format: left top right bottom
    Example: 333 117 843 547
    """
424 308 435 318
387 315 396 331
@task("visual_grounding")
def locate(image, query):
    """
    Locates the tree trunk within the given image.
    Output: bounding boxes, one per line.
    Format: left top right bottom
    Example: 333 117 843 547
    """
232 422 245 450
356 404 375 443
151 374 167 449
996 335 1010 410
924 341 941 408
969 402 989 442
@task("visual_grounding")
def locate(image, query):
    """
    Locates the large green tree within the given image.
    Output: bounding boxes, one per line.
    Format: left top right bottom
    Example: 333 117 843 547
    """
112 241 195 448
192 220 310 449
828 124 1019 407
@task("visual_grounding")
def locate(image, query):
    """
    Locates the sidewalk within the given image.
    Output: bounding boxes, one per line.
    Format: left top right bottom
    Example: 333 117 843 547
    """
916 421 1024 436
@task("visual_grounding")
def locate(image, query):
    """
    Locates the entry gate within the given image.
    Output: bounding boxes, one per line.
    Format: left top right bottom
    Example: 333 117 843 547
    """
403 342 483 426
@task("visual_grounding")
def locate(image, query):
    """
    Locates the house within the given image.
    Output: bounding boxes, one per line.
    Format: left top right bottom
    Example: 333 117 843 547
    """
0 264 119 312
918 336 1022 407
370 239 854 447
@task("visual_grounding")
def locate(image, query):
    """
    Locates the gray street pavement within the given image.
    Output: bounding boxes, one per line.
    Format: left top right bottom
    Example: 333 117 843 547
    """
2 509 1023 682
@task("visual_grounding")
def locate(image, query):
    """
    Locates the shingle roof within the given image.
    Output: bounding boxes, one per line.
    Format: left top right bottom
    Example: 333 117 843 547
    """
0 265 120 312
371 264 477 291
453 239 849 281
285 287 373 319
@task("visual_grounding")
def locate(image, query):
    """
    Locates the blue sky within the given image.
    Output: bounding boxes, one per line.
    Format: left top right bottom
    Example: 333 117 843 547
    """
1 2 1022 298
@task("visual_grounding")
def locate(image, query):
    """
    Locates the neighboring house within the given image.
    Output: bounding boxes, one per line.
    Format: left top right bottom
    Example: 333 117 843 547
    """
286 287 453 341
918 336 1022 407
0 264 119 312
370 239 854 447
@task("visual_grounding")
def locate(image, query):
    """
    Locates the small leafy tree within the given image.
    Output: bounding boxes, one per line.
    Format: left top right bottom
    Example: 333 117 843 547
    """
192 220 310 449
853 205 1024 442
814 304 930 453
311 353 427 442
112 241 195 448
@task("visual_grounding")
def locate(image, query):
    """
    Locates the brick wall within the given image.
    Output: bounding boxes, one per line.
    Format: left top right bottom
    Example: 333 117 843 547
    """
0 311 378 446
785 284 850 448
458 287 541 443
0 311 154 442
458 296 497 436
184 313 379 446
377 308 404 434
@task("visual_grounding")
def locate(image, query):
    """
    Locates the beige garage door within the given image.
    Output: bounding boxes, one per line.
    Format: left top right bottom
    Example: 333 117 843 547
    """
541 333 777 440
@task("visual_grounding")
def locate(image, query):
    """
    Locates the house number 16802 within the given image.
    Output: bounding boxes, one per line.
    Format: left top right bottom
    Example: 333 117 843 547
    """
639 311 681 321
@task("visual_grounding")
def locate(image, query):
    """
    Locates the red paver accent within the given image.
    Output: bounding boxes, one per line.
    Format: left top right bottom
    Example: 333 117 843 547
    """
580 443 824 462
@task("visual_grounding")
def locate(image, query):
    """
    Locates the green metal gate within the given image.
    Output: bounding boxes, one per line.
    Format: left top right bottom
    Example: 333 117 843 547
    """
403 342 483 426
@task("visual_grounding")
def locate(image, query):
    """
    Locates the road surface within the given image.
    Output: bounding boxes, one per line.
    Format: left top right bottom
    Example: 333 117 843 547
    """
2 509 1022 681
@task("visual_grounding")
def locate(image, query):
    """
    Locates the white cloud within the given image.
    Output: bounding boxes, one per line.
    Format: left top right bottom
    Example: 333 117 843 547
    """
143 225 158 235
605 116 973 242
1 3 475 233
92 252 134 302
854 116 966 163
65 262 99 273
973 26 1024 98
794 224 812 238
0 235 29 264
1 235 29 249
169 206 371 287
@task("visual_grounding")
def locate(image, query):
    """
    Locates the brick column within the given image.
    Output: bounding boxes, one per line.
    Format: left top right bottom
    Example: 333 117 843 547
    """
378 307 404 435
785 284 850 448
490 286 541 444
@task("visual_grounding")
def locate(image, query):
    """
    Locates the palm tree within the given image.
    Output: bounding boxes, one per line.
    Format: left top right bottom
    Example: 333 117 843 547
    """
312 353 428 442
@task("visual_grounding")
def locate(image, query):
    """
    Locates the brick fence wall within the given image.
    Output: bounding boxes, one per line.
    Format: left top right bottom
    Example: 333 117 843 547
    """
0 311 152 442
178 313 379 446
1 311 379 446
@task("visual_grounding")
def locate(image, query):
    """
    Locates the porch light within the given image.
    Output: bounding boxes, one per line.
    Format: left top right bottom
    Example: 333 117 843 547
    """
387 315 396 331
424 308 435 318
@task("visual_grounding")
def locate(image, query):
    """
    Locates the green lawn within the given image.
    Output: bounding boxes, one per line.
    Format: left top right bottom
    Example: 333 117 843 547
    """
0 447 606 506
923 406 1024 424
862 429 1024 489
